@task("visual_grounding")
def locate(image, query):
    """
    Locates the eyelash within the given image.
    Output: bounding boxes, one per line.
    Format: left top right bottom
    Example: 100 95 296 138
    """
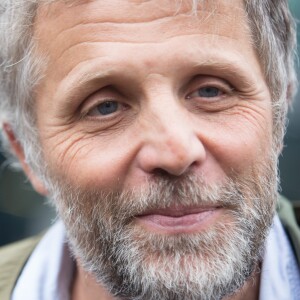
81 79 235 119
83 100 129 119
186 82 234 100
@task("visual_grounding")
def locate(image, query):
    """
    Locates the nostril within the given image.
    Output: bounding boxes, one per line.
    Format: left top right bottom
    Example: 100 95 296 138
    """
190 161 199 169
152 168 174 178
152 161 198 178
137 133 206 177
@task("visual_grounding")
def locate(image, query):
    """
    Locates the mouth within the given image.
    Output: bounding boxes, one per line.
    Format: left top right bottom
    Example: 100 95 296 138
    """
135 206 223 234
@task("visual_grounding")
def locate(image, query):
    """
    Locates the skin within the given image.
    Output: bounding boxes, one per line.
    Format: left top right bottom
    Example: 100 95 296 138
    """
7 0 273 299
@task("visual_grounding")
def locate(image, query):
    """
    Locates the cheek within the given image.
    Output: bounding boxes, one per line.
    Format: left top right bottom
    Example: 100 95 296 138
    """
42 128 140 190
40 100 273 190
198 105 273 175
210 131 268 172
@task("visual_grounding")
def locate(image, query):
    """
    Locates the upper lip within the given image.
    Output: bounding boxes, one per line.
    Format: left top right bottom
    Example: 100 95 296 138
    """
137 206 221 218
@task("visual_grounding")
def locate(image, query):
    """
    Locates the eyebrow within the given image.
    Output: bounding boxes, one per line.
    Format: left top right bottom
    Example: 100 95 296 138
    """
53 63 118 110
53 53 263 110
191 60 256 90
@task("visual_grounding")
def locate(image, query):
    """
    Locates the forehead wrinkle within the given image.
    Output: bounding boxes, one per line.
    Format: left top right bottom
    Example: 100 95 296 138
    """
54 30 239 66
40 11 245 65
40 6 235 26
52 28 256 80
36 0 183 27
46 0 242 11
34 1 250 74
36 11 237 44
53 48 261 109
35 0 246 43
36 0 247 33
48 14 192 50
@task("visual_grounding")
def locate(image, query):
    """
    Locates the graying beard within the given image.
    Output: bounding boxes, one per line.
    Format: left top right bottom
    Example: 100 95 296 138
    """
49 167 277 300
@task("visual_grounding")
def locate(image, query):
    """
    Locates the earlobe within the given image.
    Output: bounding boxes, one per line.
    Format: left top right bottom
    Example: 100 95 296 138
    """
3 123 48 196
27 173 48 196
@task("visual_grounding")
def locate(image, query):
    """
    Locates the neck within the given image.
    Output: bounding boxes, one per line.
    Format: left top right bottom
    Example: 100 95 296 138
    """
71 262 116 300
71 262 260 300
226 269 261 300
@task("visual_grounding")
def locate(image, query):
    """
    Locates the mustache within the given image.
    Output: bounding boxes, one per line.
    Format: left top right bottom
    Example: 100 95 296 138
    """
52 167 276 230
66 173 244 221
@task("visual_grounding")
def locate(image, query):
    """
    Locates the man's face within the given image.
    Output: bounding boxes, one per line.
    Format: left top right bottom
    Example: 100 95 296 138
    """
32 0 277 299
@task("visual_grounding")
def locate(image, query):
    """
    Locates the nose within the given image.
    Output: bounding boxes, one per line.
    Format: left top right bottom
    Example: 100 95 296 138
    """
136 104 206 176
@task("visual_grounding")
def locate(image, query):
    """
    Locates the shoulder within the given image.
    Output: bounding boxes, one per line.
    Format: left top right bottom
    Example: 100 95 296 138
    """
277 195 300 265
0 234 44 300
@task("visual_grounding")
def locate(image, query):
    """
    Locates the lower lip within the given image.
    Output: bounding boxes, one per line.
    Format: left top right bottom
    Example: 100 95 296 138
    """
135 209 222 234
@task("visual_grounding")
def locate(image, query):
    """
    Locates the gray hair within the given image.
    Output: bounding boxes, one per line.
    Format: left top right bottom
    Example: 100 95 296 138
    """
0 0 297 176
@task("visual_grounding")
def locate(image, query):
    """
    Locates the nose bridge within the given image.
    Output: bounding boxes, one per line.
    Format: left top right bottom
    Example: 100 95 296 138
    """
137 91 206 176
152 100 190 152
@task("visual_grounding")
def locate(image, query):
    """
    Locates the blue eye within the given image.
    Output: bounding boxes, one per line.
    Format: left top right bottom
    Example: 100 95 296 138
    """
97 101 118 115
198 87 221 98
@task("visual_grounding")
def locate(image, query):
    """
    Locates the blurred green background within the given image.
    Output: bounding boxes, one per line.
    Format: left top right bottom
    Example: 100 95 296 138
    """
1 0 300 246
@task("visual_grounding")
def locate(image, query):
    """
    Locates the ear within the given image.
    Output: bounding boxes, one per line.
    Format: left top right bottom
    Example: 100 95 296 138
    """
3 123 48 196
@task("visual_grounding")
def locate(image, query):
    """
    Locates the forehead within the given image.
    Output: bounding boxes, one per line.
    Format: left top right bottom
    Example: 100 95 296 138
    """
33 0 261 102
35 0 249 50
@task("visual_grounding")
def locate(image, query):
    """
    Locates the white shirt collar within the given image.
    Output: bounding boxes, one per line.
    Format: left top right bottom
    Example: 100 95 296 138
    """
259 215 300 300
12 221 74 300
12 216 300 300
